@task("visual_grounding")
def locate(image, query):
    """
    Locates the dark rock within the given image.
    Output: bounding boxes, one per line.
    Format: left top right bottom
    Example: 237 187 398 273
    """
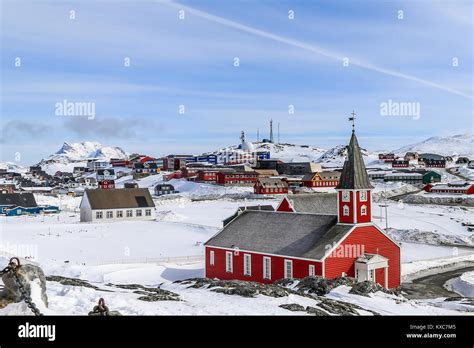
176 278 289 298
295 276 356 296
47 275 100 290
133 290 180 302
349 281 399 297
279 303 305 312
1 263 48 307
305 306 330 316
316 298 360 316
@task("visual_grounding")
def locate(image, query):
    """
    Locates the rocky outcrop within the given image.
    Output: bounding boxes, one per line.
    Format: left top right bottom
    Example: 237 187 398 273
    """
176 278 290 298
349 281 400 297
279 303 305 312
293 276 357 296
109 284 181 302
47 275 102 290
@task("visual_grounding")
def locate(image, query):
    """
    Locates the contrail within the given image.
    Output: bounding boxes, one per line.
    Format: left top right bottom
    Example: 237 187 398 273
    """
161 0 473 100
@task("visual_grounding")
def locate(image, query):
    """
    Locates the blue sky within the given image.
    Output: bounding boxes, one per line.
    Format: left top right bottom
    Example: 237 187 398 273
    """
1 0 472 164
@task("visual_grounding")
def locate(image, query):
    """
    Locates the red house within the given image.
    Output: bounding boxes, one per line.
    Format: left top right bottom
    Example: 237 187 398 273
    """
302 171 341 187
424 182 474 195
98 180 115 189
253 178 289 195
392 160 409 168
216 171 258 186
378 153 395 162
205 128 401 289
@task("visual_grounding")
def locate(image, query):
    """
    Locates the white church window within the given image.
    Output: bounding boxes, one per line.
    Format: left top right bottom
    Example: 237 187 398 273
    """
309 265 315 276
360 191 367 201
342 191 350 202
96 211 103 219
244 254 251 276
263 257 271 279
343 205 350 216
209 250 215 266
361 205 367 216
284 260 293 278
226 251 233 273
106 211 113 219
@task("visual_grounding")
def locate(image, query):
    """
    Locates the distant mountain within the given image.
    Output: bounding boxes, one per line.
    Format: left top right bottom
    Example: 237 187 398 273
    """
393 133 474 157
37 141 127 174
0 162 26 173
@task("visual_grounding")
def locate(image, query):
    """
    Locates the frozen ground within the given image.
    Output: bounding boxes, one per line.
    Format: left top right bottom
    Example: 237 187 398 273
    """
445 271 474 298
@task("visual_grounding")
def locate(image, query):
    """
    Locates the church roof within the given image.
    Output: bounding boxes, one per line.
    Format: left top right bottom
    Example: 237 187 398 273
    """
206 211 352 260
282 194 337 215
336 131 373 190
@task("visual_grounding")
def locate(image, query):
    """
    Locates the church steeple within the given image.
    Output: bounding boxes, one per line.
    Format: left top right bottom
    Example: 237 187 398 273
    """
336 113 373 224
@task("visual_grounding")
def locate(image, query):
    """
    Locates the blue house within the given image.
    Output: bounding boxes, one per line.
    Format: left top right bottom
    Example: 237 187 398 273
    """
0 193 38 215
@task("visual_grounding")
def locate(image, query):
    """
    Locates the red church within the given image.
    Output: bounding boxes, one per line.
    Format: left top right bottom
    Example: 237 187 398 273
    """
204 126 401 289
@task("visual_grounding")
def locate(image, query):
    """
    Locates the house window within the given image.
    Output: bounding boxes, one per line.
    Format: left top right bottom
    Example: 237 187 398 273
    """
263 257 271 279
343 205 350 216
284 260 293 279
209 250 215 266
106 211 113 219
342 191 350 202
226 251 233 273
136 209 142 217
309 265 315 276
361 205 367 216
145 209 152 216
244 254 251 276
117 210 123 218
96 211 103 219
126 210 133 217
360 191 367 202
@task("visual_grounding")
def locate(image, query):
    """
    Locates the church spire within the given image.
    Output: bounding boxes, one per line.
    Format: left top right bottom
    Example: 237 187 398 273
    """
336 113 373 190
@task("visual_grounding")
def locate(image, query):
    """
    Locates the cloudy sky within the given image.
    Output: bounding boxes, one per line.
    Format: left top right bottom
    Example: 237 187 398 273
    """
1 0 472 164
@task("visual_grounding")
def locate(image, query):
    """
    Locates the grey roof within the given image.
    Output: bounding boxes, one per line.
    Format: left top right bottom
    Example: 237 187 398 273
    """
206 211 352 260
0 193 37 207
238 205 275 212
222 205 275 227
420 153 445 161
257 178 288 188
336 131 373 190
85 188 155 209
284 194 337 215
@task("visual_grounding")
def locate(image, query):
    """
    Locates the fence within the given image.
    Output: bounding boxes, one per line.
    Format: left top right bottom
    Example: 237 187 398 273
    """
84 254 204 267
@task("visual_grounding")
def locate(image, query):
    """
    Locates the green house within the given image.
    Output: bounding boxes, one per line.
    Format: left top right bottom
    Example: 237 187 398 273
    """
423 171 441 184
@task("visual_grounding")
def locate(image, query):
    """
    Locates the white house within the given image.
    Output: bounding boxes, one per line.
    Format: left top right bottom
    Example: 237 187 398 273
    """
79 188 156 222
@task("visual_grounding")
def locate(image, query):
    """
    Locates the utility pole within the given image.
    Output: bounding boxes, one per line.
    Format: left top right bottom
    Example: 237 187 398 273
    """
269 119 274 143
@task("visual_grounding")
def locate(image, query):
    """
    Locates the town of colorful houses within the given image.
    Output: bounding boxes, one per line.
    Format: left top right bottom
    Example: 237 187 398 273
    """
0 123 473 293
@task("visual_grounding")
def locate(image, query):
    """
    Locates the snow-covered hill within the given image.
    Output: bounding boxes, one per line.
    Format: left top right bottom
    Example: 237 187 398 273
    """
210 142 327 163
37 141 127 175
0 162 26 173
393 133 474 157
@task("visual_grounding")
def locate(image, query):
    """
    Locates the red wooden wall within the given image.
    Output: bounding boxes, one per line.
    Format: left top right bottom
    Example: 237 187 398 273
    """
324 225 400 288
